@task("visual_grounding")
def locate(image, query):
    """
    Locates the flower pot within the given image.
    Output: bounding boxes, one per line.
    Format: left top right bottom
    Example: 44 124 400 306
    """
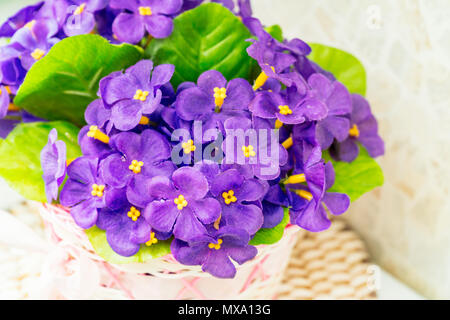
38 203 299 300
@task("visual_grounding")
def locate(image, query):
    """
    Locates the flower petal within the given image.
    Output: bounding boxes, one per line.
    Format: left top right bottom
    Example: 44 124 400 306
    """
144 200 179 233
190 198 221 224
172 167 209 200
112 12 145 44
173 208 208 241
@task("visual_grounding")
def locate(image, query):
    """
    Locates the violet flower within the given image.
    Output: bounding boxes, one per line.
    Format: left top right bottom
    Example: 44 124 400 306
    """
247 39 296 91
209 168 266 235
144 167 221 242
0 2 44 37
175 70 254 121
309 73 352 150
41 128 67 203
171 226 257 278
100 129 175 189
331 94 385 162
222 116 288 180
249 73 327 128
261 180 289 228
289 162 350 232
104 60 174 131
110 0 183 44
78 99 113 157
60 157 108 229
63 0 109 36
97 203 152 257
9 19 59 70
0 85 10 119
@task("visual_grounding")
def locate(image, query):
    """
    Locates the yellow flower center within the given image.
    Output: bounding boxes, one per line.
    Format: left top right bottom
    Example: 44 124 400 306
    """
208 239 223 250
349 124 360 138
8 103 20 112
24 20 36 30
284 174 306 185
91 184 105 198
129 160 144 174
213 87 227 108
31 48 45 61
222 190 237 205
242 145 256 158
127 206 141 222
139 116 150 125
138 6 152 16
295 190 313 201
282 136 293 149
74 3 86 15
182 139 196 154
174 195 188 210
275 119 283 129
145 232 158 246
278 105 293 115
87 125 110 144
133 89 150 102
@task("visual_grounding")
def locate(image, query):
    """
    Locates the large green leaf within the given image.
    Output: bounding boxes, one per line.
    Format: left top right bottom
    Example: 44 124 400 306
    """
324 145 384 202
14 35 143 126
146 3 255 88
85 226 172 264
308 43 367 96
0 121 81 201
250 207 290 246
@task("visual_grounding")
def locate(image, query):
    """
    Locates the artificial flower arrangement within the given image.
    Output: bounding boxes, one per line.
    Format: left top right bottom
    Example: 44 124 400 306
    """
0 0 384 280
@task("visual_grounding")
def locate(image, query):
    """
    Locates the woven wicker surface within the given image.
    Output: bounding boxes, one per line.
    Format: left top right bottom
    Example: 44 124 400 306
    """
279 219 377 300
1 202 376 300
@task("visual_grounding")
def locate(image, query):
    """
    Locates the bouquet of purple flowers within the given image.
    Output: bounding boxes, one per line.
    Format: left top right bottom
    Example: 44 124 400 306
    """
0 0 384 279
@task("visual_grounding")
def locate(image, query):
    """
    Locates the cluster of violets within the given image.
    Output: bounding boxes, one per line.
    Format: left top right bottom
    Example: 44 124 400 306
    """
0 0 250 137
4 0 384 278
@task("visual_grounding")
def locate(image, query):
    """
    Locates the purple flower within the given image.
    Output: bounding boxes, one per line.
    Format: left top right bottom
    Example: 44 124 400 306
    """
0 85 10 119
111 0 183 43
97 204 151 257
331 94 385 162
309 73 352 150
171 226 257 278
249 73 327 127
0 2 44 37
237 0 252 18
176 70 254 121
60 157 108 229
222 116 288 180
180 0 203 12
0 57 26 87
63 0 109 36
104 60 174 131
78 99 113 157
211 0 234 11
9 19 59 70
289 162 350 232
261 178 289 228
41 128 67 203
100 129 175 190
144 167 221 242
287 143 326 206
210 168 266 235
245 18 296 91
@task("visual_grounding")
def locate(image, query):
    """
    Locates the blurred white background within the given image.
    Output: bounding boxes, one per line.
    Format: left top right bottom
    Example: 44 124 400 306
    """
2 0 449 299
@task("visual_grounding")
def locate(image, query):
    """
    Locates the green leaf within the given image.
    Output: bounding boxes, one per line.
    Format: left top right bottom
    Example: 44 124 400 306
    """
324 145 384 202
0 121 81 201
308 43 366 96
85 226 172 264
265 25 284 42
146 3 254 89
250 207 290 246
14 35 143 126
